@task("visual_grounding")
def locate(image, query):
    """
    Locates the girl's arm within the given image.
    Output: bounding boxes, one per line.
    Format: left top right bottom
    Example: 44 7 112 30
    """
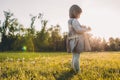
72 19 89 34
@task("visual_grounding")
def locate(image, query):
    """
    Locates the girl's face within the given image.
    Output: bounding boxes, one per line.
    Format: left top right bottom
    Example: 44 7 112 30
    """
76 13 81 19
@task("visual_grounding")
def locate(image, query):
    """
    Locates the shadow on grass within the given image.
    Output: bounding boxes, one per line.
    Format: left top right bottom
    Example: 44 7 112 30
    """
53 69 76 80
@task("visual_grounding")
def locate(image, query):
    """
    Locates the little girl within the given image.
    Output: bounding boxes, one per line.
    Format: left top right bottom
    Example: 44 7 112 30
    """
67 4 91 73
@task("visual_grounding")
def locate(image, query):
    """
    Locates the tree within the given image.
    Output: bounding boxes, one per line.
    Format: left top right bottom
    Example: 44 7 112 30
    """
0 11 14 51
34 19 50 51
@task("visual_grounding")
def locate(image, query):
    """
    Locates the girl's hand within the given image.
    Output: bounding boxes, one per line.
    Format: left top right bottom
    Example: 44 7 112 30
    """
87 26 91 31
81 25 91 31
81 25 87 28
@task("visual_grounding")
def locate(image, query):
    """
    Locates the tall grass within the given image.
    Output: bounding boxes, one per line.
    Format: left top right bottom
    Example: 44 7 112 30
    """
0 52 120 80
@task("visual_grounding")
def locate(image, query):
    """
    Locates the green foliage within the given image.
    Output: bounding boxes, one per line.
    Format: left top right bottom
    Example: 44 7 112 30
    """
12 36 34 52
47 24 64 51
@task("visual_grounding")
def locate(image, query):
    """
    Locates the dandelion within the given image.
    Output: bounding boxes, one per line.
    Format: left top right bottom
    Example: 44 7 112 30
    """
22 57 25 63
31 61 36 64
35 57 39 60
22 57 25 60
9 58 13 62
17 58 21 61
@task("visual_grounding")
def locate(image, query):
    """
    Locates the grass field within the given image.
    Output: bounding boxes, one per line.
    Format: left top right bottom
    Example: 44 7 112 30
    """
0 52 120 80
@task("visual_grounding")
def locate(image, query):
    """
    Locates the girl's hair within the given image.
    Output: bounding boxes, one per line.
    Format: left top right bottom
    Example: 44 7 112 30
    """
69 4 82 18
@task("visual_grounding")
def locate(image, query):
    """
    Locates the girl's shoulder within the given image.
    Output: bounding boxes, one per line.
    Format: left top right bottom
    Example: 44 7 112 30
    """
68 18 78 24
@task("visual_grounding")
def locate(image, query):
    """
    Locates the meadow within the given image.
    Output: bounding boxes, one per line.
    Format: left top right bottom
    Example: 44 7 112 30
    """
0 52 120 80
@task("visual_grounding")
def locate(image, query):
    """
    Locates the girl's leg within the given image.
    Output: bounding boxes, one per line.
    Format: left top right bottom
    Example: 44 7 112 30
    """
72 53 80 73
71 53 74 69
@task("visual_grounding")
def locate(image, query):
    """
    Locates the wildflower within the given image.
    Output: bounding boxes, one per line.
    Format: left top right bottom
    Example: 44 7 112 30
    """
31 61 36 64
